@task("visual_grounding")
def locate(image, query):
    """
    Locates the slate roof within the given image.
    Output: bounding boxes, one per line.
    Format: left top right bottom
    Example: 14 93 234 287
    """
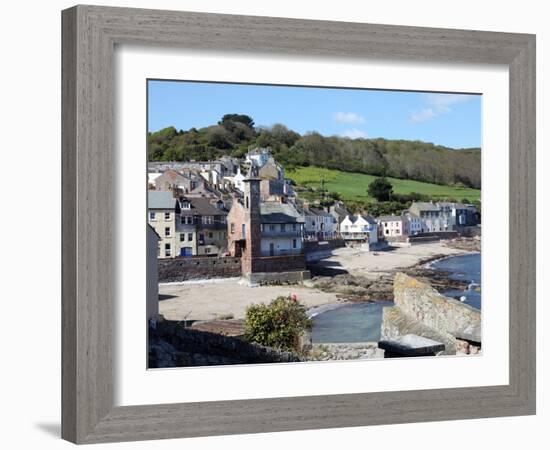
361 214 378 225
260 202 304 224
148 191 177 210
377 215 404 222
410 201 440 212
179 197 228 216
309 207 333 218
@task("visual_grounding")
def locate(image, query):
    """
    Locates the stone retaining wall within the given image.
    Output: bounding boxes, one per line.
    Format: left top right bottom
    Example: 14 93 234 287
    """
158 256 241 282
149 320 302 367
304 239 345 262
248 254 307 273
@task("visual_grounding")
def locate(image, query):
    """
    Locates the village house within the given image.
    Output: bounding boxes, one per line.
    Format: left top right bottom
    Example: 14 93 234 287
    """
408 201 479 232
245 147 271 167
326 200 351 235
408 201 447 232
299 205 335 240
177 196 229 257
224 166 246 192
148 191 180 258
403 211 422 235
377 215 409 238
149 158 239 178
152 169 214 197
340 214 379 246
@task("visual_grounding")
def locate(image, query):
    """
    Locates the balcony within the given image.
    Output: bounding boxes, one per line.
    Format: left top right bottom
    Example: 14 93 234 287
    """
261 228 301 237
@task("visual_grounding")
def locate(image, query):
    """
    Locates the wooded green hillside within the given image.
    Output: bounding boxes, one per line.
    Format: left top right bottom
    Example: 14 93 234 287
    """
148 114 481 189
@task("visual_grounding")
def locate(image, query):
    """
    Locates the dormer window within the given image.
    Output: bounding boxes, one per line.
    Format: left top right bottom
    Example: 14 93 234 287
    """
180 200 191 209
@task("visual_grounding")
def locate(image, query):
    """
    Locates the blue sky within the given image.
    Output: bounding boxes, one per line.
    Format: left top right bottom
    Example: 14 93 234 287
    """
148 80 481 149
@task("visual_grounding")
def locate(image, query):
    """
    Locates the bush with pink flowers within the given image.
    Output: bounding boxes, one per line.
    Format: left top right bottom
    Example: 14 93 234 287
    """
244 296 312 352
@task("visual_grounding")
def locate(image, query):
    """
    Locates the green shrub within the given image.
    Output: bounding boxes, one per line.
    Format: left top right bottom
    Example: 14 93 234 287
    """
244 296 312 351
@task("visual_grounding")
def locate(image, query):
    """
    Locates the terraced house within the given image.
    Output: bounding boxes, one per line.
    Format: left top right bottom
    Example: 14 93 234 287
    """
377 215 409 238
408 201 478 232
148 191 179 258
177 196 229 257
339 214 379 247
300 206 335 240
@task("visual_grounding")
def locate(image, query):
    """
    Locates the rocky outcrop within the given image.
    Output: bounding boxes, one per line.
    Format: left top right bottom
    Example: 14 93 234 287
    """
380 273 481 355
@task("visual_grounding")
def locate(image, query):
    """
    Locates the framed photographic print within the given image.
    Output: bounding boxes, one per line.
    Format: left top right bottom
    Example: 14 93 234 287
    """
62 5 536 444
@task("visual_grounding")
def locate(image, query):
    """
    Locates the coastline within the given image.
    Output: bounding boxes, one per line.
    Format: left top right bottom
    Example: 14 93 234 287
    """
159 239 479 322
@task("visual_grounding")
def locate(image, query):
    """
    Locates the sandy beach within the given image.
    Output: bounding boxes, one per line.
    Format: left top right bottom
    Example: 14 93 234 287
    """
159 241 469 321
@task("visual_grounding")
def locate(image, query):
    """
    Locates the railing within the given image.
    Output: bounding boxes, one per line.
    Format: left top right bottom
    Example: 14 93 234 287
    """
261 229 301 237
260 248 304 257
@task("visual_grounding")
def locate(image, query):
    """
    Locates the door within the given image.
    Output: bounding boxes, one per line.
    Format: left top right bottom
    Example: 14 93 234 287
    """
269 242 275 256
180 247 192 257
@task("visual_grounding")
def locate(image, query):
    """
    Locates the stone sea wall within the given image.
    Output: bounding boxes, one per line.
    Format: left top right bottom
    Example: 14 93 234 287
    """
381 273 481 355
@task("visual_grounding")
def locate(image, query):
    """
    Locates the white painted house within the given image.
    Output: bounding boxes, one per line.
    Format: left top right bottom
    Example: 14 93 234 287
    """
377 215 408 237
231 167 246 192
340 214 379 245
245 147 271 167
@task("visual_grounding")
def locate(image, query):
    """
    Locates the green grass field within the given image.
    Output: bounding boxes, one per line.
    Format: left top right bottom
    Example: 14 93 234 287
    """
287 166 481 203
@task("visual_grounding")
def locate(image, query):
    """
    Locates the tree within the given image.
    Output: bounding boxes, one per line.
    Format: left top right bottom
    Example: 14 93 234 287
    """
368 176 393 201
218 114 255 129
205 125 232 149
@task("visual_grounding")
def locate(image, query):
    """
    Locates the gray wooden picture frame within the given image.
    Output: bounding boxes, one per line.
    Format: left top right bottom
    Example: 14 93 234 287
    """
61 5 536 444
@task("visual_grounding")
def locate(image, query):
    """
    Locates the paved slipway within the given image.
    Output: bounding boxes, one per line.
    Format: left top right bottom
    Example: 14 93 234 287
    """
158 242 468 322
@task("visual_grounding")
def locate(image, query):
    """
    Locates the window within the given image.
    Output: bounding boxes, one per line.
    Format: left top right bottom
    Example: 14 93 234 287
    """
292 239 297 249
164 212 171 220
230 223 235 234
164 227 171 237
164 243 171 257
205 247 211 254
180 233 185 242
187 216 193 224
292 223 296 231
149 212 156 220
188 233 193 241
269 224 275 231
281 224 286 232
208 232 213 238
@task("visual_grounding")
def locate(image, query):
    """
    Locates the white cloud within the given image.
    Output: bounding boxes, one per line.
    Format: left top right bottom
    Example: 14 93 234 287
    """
340 128 368 139
333 111 366 124
409 93 474 123
409 108 436 123
425 93 472 112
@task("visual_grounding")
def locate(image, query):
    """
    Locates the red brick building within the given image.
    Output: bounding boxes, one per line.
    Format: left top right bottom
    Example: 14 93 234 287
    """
227 175 307 278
